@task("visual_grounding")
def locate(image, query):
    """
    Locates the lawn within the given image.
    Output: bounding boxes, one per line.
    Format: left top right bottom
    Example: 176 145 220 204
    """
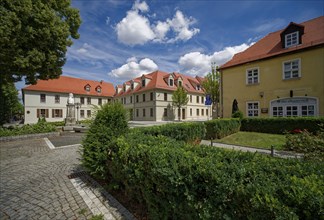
214 131 286 150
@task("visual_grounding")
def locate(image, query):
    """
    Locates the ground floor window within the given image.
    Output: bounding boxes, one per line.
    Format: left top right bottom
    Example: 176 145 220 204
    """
247 102 259 117
80 110 85 118
163 108 167 117
52 109 63 118
271 97 317 117
206 109 209 116
150 108 153 117
87 110 91 118
37 109 49 118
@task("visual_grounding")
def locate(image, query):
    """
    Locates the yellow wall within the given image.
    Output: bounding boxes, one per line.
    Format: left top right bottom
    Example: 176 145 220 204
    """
221 47 324 117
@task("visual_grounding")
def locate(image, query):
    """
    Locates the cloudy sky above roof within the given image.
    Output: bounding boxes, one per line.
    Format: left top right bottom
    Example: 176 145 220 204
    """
16 0 323 92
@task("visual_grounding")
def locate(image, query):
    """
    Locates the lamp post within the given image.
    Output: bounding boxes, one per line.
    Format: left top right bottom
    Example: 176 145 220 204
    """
75 102 81 124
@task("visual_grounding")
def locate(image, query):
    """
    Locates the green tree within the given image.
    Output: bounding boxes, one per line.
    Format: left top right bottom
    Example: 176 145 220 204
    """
202 62 220 119
0 0 81 85
172 86 189 121
0 81 23 125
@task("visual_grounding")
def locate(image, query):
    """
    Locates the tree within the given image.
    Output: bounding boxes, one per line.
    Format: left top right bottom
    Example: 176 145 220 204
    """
202 62 220 119
0 81 23 125
172 86 189 121
0 0 81 85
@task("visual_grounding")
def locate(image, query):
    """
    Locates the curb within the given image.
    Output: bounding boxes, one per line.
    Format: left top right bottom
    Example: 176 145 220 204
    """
0 132 60 142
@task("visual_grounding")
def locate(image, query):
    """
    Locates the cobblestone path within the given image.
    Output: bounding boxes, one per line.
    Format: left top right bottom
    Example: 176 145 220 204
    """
0 139 93 220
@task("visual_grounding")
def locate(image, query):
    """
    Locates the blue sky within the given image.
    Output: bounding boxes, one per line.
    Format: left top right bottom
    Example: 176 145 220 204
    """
16 0 323 93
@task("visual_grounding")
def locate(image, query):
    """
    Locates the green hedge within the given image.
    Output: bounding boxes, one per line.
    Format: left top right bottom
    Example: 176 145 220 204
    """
241 117 324 134
0 121 56 137
204 118 241 139
108 132 324 219
131 122 206 143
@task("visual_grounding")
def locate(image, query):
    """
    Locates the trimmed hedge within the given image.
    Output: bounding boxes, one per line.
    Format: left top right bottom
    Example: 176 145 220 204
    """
241 117 324 134
131 122 206 143
204 118 241 139
0 121 56 137
108 132 324 220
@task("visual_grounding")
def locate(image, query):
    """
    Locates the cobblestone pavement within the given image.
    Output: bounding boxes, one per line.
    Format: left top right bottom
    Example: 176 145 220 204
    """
0 138 93 220
48 132 85 148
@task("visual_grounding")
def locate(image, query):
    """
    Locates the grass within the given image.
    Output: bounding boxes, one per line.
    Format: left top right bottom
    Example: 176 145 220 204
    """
214 131 286 150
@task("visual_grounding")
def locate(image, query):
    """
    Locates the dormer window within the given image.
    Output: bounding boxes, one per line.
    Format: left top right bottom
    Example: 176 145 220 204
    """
178 80 182 87
84 84 91 92
197 85 201 90
131 83 134 90
96 86 102 93
285 31 299 48
142 79 145 87
123 85 126 92
169 78 174 86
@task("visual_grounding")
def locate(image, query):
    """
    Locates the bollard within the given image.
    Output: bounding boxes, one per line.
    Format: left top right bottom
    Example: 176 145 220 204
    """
271 145 275 157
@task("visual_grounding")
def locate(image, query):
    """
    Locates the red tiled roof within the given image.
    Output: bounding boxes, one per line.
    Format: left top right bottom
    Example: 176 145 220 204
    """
220 16 324 69
23 76 115 97
115 70 205 97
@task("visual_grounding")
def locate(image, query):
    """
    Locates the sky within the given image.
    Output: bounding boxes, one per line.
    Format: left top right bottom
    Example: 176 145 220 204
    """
16 0 324 93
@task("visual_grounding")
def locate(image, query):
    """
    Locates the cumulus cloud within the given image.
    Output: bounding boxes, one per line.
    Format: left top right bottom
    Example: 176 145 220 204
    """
115 1 199 45
109 58 158 80
178 42 254 76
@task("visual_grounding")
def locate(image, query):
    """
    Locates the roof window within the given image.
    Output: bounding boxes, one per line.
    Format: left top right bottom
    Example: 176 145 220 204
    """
96 86 102 93
84 84 91 92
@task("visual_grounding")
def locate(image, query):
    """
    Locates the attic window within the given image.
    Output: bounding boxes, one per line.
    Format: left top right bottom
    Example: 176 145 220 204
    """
285 31 299 48
169 78 174 86
142 79 145 87
85 84 91 92
197 85 201 90
131 83 134 90
123 85 126 92
178 80 182 87
96 86 102 93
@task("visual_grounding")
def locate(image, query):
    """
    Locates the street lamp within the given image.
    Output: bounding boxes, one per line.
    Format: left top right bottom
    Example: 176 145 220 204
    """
75 102 81 124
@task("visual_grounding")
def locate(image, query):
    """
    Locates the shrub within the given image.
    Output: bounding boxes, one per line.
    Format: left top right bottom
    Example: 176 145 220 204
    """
81 102 129 179
0 120 56 137
131 122 206 144
204 118 241 139
47 121 65 126
241 117 324 134
108 133 324 220
232 110 243 119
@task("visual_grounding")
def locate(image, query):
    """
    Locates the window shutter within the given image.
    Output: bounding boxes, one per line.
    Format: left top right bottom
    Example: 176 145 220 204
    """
37 109 40 118
46 109 49 118
52 109 55 118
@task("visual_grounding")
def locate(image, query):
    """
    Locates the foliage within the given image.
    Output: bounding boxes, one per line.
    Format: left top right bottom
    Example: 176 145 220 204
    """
202 62 220 119
172 86 189 121
131 122 206 144
284 129 324 161
0 0 81 84
232 110 243 119
0 120 56 137
241 117 324 134
81 102 129 179
0 81 23 125
47 121 65 126
204 118 241 139
107 132 324 220
216 131 286 150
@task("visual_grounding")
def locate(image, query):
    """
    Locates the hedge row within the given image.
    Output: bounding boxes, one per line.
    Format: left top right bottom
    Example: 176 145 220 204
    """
241 117 324 134
0 121 56 137
132 122 206 143
204 118 241 139
108 132 324 219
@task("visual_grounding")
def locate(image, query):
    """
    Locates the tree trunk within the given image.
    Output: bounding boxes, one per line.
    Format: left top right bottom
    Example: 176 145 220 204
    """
212 102 218 119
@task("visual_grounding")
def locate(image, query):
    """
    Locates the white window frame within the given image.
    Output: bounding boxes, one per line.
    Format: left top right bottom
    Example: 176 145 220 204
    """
282 58 301 80
246 101 259 117
285 31 299 48
246 68 259 85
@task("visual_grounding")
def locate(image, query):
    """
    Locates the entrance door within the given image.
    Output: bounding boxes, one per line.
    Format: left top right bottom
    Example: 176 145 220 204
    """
182 108 186 120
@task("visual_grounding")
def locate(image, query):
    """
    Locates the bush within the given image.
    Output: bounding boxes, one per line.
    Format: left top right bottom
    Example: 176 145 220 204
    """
47 121 65 126
0 120 56 137
108 133 324 219
131 122 206 144
81 102 129 179
232 110 243 119
204 118 241 139
241 117 324 134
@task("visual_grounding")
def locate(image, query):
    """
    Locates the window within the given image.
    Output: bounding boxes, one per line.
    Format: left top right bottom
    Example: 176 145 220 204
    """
40 94 46 103
164 93 168 101
197 85 201 90
98 98 102 105
150 108 153 117
80 110 85 118
301 105 315 116
196 109 199 116
130 96 133 103
150 92 153 101
96 86 101 93
142 79 145 87
246 68 259 84
190 108 192 116
247 102 259 117
55 95 60 104
143 109 146 117
107 98 111 103
196 96 199 103
52 109 63 118
169 78 174 86
80 97 85 104
85 85 90 92
283 59 300 79
136 109 139 117
87 110 91 118
202 109 204 116
143 94 146 102
273 106 283 117
136 95 139 103
123 97 126 104
285 31 299 48
87 97 91 105
286 106 298 117
206 109 208 116
37 109 48 118
201 96 204 104
131 83 134 90
163 108 167 117
190 95 192 103
178 81 182 87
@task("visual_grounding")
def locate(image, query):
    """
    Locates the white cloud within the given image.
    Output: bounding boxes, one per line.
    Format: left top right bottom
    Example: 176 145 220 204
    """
109 58 158 80
115 1 199 45
178 42 254 76
252 18 286 33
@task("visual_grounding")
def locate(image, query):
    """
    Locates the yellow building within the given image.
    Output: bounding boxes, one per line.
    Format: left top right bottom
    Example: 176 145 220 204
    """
219 16 324 118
